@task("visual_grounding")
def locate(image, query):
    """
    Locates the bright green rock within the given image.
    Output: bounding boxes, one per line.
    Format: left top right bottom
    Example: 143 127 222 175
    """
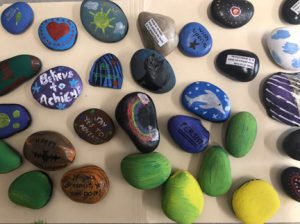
225 112 257 158
0 140 22 173
121 152 171 190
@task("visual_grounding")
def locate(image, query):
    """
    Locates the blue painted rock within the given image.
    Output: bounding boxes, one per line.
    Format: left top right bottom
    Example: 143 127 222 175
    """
0 104 31 139
31 66 82 110
281 167 300 202
115 92 160 153
38 17 78 51
80 0 128 43
281 0 300 25
1 2 34 34
168 115 210 153
179 22 212 57
130 49 176 94
182 82 231 122
89 53 123 89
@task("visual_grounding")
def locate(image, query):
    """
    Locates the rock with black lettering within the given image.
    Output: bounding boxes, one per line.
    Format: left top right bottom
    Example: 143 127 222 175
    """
282 0 300 24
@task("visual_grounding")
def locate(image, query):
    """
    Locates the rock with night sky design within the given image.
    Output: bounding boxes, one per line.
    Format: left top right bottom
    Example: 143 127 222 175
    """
281 0 300 25
115 92 159 153
283 129 300 160
31 66 82 110
80 0 128 43
281 167 300 202
182 82 231 122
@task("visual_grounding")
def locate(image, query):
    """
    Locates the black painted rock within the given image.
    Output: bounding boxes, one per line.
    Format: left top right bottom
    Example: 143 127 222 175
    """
282 0 300 24
216 49 259 82
281 167 300 202
283 129 300 160
115 92 159 153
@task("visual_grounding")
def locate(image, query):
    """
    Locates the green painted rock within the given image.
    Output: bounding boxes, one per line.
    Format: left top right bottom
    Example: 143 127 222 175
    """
8 170 52 209
0 140 22 173
198 146 232 196
162 170 204 224
121 152 171 190
225 112 257 158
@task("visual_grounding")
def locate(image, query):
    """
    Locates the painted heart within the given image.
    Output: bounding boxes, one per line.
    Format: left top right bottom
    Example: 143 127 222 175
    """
46 22 70 41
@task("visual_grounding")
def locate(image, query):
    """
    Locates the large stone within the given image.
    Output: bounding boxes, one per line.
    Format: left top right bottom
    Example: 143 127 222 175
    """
281 167 300 202
0 140 22 173
281 0 300 25
283 129 300 160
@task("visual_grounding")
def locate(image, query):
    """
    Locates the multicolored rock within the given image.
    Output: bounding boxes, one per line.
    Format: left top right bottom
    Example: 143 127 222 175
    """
281 167 300 202
0 140 22 173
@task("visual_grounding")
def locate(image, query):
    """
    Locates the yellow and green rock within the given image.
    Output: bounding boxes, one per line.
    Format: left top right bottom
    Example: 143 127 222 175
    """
0 140 22 173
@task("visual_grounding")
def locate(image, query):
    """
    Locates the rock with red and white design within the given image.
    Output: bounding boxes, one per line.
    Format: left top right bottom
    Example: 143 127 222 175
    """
281 167 300 202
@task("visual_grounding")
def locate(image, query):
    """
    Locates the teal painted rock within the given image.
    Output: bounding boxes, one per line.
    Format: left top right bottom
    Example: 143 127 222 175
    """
121 152 171 190
8 170 52 209
162 170 204 224
0 140 22 173
225 112 257 157
198 146 232 196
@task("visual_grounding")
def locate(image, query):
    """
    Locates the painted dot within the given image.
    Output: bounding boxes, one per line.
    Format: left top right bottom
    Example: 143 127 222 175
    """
13 123 20 129
13 110 20 118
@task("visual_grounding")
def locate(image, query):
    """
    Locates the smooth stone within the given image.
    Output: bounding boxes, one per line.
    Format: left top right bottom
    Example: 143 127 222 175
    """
179 22 213 57
162 170 204 224
121 152 171 190
182 81 231 122
0 104 31 139
225 112 257 157
210 0 254 28
0 140 22 173
130 49 176 94
61 165 109 204
283 129 300 160
281 167 300 202
74 108 115 145
216 49 260 82
281 0 300 24
138 12 178 56
167 115 210 153
115 92 160 153
0 55 42 96
1 2 34 34
8 170 52 209
80 0 128 43
31 66 82 110
23 131 76 171
232 179 280 224
89 53 123 89
38 17 78 51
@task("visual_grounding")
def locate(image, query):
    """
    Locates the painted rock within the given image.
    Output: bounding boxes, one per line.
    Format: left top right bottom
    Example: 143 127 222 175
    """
0 140 22 173
61 165 109 204
182 81 231 122
216 49 260 82
80 0 128 43
23 131 76 171
138 12 178 56
225 112 257 157
115 92 159 153
0 104 31 139
281 0 300 24
38 17 77 51
281 167 300 202
0 55 42 96
210 0 254 28
179 22 212 57
283 129 300 160
31 66 82 110
167 115 210 153
232 179 280 224
130 49 176 94
162 170 204 224
1 2 34 34
8 170 52 209
121 152 171 190
74 108 115 145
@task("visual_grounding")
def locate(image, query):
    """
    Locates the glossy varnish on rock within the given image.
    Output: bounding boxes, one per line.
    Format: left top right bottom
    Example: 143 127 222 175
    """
281 167 300 202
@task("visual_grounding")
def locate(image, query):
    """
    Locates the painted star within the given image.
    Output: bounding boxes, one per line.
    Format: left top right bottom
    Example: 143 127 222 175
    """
32 82 41 94
56 103 66 110
212 114 218 119
69 79 78 88
189 39 200 50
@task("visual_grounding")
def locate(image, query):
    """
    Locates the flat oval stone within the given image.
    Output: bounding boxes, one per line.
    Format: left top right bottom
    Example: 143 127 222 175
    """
23 131 76 171
8 170 52 209
281 0 300 24
89 53 123 89
130 49 176 94
74 108 115 145
80 0 128 43
182 81 231 122
0 140 22 173
0 104 31 139
216 49 260 82
167 115 210 153
31 66 82 110
179 22 212 57
281 167 300 202
1 2 34 34
0 55 42 96
283 129 300 160
38 17 78 51
138 12 178 56
115 92 159 153
61 165 109 204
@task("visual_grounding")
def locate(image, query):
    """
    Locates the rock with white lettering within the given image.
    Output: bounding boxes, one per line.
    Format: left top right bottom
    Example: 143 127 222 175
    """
282 0 300 24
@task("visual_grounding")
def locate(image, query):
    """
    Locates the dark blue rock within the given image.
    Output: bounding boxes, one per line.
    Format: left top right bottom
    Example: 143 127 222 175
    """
168 115 210 153
182 82 231 122
179 22 212 57
281 167 300 202
0 104 31 139
1 2 34 34
130 49 176 94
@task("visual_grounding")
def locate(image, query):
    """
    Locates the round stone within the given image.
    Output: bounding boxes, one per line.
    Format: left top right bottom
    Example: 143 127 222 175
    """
283 129 300 160
281 0 300 25
0 140 22 173
281 167 300 202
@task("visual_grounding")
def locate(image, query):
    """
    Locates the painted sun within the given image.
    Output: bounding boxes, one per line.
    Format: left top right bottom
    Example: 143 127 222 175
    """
89 8 115 33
